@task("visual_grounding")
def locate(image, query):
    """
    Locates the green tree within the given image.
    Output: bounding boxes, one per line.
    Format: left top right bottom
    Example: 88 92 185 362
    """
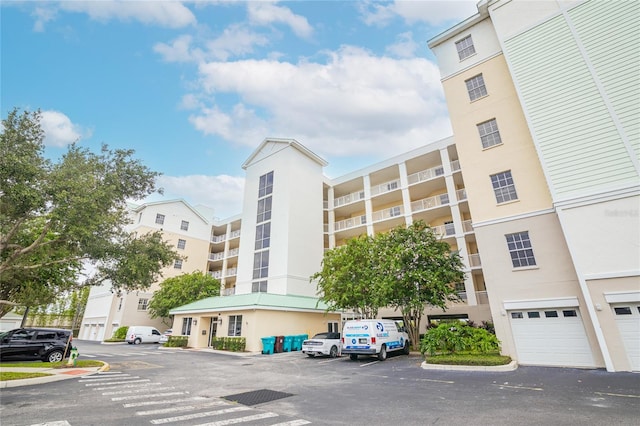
0 108 180 317
148 271 221 326
379 221 465 349
311 235 386 318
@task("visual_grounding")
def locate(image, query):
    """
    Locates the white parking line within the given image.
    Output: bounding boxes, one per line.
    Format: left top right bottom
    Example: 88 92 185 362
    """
271 420 311 426
123 397 208 408
150 406 251 424
111 391 187 402
79 354 97 358
136 400 228 416
194 412 280 426
360 360 380 367
29 422 71 426
594 391 640 399
493 384 543 391
318 358 343 364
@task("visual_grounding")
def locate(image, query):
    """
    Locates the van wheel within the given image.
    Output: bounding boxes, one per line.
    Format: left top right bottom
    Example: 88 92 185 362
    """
134 338 142 345
349 354 358 361
403 342 410 355
329 346 338 358
378 345 387 361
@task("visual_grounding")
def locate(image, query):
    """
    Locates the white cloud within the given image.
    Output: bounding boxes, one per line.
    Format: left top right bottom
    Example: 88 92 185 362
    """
153 34 204 63
53 0 196 29
385 31 419 58
40 110 89 147
191 46 451 160
205 23 271 61
247 1 313 38
154 174 245 220
32 6 57 32
360 0 477 26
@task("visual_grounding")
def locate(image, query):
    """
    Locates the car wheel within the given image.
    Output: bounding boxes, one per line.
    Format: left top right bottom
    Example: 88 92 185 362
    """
349 354 358 361
330 345 338 358
45 350 64 363
134 338 142 345
403 342 410 355
378 345 387 361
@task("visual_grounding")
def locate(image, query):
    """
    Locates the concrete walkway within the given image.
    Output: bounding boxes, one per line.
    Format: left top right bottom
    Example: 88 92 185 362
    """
0 363 110 389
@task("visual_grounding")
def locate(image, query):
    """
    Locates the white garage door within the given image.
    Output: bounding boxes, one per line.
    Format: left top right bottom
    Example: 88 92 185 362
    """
612 304 640 371
510 308 595 368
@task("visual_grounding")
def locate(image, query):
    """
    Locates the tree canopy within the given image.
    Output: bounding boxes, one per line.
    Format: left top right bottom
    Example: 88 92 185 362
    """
148 271 221 325
312 221 465 349
0 108 180 317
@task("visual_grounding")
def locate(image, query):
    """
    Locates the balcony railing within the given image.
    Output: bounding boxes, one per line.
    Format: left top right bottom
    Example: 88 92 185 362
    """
450 160 461 171
456 188 467 201
370 179 401 197
410 193 450 212
211 230 241 243
225 267 237 277
334 190 365 208
209 270 222 279
407 165 445 185
432 223 456 238
209 252 224 261
222 287 236 296
457 290 489 304
462 220 473 233
468 253 481 267
372 205 404 222
334 215 367 232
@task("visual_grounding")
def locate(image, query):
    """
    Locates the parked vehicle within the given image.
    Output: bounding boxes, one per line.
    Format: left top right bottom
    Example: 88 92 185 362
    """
341 319 410 361
125 326 162 344
302 332 341 358
159 329 172 344
0 328 73 363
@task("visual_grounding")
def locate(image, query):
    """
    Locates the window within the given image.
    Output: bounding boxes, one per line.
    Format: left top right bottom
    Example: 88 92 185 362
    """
328 322 339 333
10 329 35 340
155 213 165 225
506 231 536 268
387 181 398 191
465 74 487 101
563 310 577 317
253 251 269 279
258 171 274 197
456 35 476 60
137 298 148 311
174 259 183 269
182 317 192 335
177 239 186 250
228 315 242 336
252 280 268 293
389 206 401 217
614 307 632 315
477 119 502 149
35 332 56 340
181 220 189 231
527 312 540 318
255 223 271 250
544 311 559 318
444 221 455 236
511 312 523 319
491 171 518 203
256 197 272 223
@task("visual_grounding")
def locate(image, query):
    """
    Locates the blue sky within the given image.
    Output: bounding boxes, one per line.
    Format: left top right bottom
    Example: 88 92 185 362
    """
2 0 477 219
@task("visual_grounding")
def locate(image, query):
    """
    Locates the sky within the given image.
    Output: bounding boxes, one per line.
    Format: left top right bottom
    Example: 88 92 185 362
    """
1 0 478 219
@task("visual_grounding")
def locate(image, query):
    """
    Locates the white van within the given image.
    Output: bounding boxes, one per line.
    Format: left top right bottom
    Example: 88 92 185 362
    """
125 326 162 344
341 319 410 361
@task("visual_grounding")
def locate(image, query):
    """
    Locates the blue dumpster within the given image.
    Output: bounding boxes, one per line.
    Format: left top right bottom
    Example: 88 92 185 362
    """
292 334 305 351
283 335 294 352
261 336 275 355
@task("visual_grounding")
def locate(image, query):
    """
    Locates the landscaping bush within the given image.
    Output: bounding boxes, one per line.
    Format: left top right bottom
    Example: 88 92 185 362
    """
164 335 188 347
210 336 246 352
426 352 512 366
113 326 129 340
420 321 500 356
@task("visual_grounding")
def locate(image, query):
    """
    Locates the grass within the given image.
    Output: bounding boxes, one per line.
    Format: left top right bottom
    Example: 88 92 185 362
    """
0 360 105 368
0 371 52 381
425 352 512 366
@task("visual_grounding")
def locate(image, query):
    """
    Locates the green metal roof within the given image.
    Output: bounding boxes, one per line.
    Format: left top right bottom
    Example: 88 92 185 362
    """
169 293 332 315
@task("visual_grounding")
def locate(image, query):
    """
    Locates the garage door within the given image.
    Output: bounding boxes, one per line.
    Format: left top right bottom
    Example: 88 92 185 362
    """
612 304 640 371
510 308 595 368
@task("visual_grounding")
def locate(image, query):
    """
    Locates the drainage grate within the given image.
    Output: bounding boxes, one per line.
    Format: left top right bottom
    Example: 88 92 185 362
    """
222 389 293 406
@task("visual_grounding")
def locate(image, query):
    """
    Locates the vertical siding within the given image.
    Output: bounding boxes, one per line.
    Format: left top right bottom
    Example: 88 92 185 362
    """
503 2 639 199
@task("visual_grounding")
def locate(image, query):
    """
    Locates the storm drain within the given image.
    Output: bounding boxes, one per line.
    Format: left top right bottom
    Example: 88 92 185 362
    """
222 389 293 406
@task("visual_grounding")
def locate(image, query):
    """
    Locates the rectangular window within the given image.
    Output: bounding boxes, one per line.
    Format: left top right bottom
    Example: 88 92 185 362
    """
328 322 339 333
252 280 268 293
506 231 536 268
256 196 272 223
456 35 476 60
174 259 183 269
544 311 558 318
491 171 518 203
477 118 502 149
614 307 632 315
563 310 577 317
387 181 398 191
182 317 192 335
253 251 269 279
177 239 186 250
389 206 401 217
527 311 540 318
228 315 242 336
155 213 165 225
255 223 271 250
465 74 487 101
137 298 148 311
258 171 274 198
444 221 455 236
181 220 189 231
511 312 523 319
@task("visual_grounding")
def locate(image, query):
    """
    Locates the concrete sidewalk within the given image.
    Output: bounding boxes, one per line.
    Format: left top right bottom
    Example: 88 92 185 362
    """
0 363 110 389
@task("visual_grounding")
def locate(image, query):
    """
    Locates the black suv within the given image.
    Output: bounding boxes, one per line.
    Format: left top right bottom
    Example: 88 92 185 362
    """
0 328 72 363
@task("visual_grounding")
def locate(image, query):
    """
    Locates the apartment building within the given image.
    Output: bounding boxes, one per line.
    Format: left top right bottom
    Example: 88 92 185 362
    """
79 200 214 340
428 0 639 371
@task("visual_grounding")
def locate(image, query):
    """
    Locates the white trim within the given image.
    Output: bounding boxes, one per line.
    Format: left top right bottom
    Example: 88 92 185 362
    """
503 297 580 310
171 305 332 315
472 207 556 228
584 270 640 281
439 52 504 84
604 291 640 304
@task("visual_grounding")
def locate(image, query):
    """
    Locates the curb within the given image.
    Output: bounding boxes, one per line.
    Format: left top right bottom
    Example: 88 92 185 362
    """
0 361 109 389
420 360 518 372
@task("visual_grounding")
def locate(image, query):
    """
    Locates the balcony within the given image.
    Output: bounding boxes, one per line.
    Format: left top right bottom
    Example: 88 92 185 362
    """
209 270 222 279
334 190 365 208
372 205 404 222
370 179 401 197
468 253 482 268
222 287 236 296
456 188 467 201
210 230 241 243
450 160 461 172
411 193 450 213
208 248 239 262
457 290 489 304
432 223 456 238
225 267 237 277
407 165 445 185
334 215 366 232
462 220 473 233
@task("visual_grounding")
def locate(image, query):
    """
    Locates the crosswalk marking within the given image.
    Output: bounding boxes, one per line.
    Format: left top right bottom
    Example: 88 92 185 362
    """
102 386 176 396
29 422 71 426
123 396 208 408
78 374 133 382
194 412 279 426
272 420 312 426
150 406 251 424
111 391 187 402
84 378 151 387
136 400 228 416
92 382 159 391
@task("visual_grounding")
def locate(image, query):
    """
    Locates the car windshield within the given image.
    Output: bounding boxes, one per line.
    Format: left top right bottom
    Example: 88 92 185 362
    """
312 333 329 339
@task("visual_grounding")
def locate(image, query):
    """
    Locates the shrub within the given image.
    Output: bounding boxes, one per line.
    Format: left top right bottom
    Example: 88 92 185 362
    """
210 337 246 352
113 326 129 340
420 321 500 356
164 336 188 348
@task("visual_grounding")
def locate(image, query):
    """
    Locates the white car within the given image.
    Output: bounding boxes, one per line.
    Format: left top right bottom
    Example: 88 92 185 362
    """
159 329 172 344
302 332 341 358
